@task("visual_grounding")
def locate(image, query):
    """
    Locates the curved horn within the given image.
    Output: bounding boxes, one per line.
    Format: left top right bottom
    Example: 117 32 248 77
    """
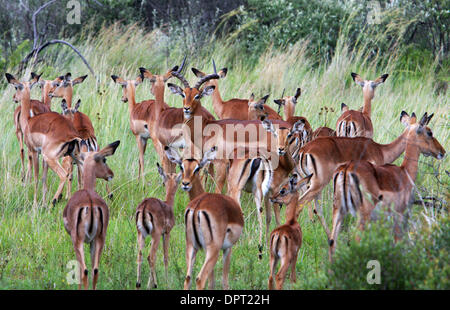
172 55 190 88
193 73 219 89
212 59 217 74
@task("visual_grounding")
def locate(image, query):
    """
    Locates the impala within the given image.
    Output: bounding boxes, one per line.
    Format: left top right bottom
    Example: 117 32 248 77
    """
191 61 282 120
268 173 311 290
165 146 244 290
336 72 388 138
63 140 120 289
329 112 445 260
135 163 181 289
12 73 62 181
296 111 418 239
6 73 81 205
247 94 270 121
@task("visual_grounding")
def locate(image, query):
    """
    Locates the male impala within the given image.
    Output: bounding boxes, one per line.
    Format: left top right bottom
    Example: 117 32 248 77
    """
135 163 181 289
63 140 120 289
296 111 419 239
191 61 282 120
6 73 81 205
165 146 244 290
268 174 311 290
336 72 388 138
329 112 445 260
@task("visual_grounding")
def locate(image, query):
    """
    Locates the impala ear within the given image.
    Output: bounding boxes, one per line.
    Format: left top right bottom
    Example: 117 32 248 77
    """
191 67 205 78
260 94 270 104
135 76 143 86
199 146 217 168
64 72 72 81
341 103 348 112
289 173 299 190
5 73 23 89
249 93 255 102
74 99 81 112
167 83 184 97
262 119 277 136
164 146 182 165
61 99 69 114
372 73 389 87
218 68 228 78
419 112 429 127
94 140 120 162
351 72 365 87
156 162 167 183
72 75 87 86
292 119 306 133
400 111 410 127
111 75 127 86
293 88 301 102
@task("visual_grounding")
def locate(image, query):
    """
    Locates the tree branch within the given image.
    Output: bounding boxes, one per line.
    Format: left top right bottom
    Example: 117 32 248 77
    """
32 0 58 50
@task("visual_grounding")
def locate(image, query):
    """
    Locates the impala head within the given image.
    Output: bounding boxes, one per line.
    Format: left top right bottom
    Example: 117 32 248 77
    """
61 99 81 119
156 162 182 189
79 140 120 182
248 94 270 120
273 88 301 114
262 118 306 155
270 173 312 209
139 65 178 95
5 73 40 102
111 75 143 102
36 74 64 102
400 111 446 160
351 72 388 100
168 58 219 119
164 145 217 192
49 72 87 106
191 59 228 89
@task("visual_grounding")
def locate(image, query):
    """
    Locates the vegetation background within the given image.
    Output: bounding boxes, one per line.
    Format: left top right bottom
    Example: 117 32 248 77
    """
0 0 448 289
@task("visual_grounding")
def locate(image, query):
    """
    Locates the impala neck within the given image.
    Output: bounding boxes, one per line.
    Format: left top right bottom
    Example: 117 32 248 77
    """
188 175 205 201
362 93 372 116
41 85 52 107
153 81 166 120
164 182 178 207
82 166 97 191
127 86 137 115
379 129 408 164
210 81 224 117
285 101 296 121
400 141 421 183
285 191 300 224
63 91 74 108
20 88 32 123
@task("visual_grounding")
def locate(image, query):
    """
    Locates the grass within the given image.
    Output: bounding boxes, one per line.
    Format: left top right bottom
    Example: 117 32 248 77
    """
0 24 448 290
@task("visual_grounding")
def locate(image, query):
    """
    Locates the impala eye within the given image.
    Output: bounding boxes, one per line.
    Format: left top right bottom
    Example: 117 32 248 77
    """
427 131 433 137
194 94 200 100
193 166 200 174
280 189 287 195
103 158 107 164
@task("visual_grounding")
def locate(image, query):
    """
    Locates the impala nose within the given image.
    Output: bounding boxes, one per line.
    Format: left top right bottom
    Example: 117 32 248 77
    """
278 148 285 155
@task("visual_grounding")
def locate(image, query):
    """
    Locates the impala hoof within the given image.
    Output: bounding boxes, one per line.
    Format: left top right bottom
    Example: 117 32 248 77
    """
52 199 57 206
108 193 114 200
136 282 141 289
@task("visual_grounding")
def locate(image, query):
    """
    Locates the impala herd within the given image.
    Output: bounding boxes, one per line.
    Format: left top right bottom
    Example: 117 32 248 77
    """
5 57 445 290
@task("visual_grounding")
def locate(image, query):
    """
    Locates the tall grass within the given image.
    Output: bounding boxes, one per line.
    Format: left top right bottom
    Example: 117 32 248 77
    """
0 23 448 289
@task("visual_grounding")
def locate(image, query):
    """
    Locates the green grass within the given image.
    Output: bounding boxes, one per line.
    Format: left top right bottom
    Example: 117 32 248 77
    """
0 24 448 290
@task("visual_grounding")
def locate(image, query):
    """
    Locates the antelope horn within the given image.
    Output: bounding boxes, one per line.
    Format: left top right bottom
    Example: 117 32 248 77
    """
212 59 217 74
281 88 285 99
172 55 190 88
193 73 219 89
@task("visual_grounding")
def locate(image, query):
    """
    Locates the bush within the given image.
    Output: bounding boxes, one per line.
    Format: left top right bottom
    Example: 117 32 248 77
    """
328 213 450 290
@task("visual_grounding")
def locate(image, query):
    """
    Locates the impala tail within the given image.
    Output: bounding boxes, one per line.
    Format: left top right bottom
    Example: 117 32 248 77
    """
135 209 154 238
333 164 363 218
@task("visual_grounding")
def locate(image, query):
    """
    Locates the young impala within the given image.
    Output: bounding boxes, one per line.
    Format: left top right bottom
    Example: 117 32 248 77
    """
191 60 282 120
6 73 81 205
63 140 120 289
268 174 311 290
135 163 181 289
329 112 445 261
296 111 419 240
336 72 388 138
165 146 244 290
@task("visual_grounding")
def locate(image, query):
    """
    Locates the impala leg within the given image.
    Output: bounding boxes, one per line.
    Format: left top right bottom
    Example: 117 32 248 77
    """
136 231 145 289
16 127 25 182
214 160 228 194
162 232 170 282
328 203 343 263
44 157 69 206
275 255 290 290
290 250 298 283
264 197 272 248
147 233 161 289
135 136 146 182
222 248 232 290
314 195 330 239
273 202 281 226
26 153 33 184
31 152 39 205
73 239 88 290
62 156 73 200
91 235 105 290
268 252 279 290
255 189 264 259
208 264 215 290
184 243 197 290
42 159 49 202
196 246 220 290
77 163 83 190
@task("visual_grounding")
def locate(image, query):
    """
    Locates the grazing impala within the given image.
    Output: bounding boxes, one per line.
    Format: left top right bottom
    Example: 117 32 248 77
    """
63 140 120 289
191 61 282 120
135 163 181 289
268 174 311 290
165 146 244 290
6 73 81 205
329 112 445 260
296 111 418 239
336 72 388 138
